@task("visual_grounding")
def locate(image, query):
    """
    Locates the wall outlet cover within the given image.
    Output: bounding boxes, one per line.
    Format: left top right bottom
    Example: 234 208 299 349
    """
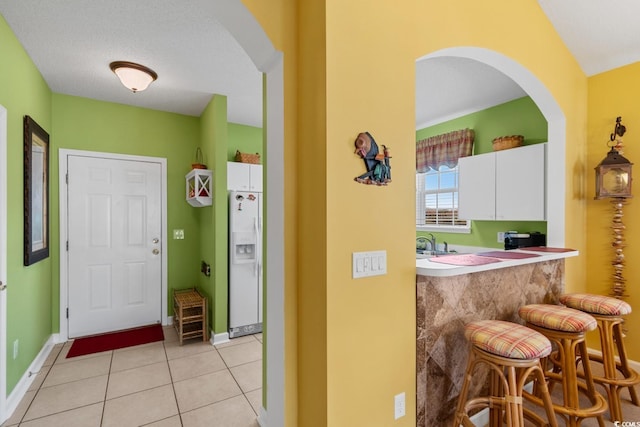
394 392 406 419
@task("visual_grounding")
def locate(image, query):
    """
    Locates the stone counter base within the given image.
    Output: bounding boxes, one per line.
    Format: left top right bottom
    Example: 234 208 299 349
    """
416 259 564 427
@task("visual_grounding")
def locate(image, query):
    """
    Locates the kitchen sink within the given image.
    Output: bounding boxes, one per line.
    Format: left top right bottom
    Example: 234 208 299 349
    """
416 250 460 259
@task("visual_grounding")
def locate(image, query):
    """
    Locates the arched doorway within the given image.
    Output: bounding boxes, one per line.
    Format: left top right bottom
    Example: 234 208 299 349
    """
416 47 566 247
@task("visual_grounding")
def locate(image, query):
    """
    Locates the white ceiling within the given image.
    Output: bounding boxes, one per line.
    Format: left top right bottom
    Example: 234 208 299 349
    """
1 1 639 129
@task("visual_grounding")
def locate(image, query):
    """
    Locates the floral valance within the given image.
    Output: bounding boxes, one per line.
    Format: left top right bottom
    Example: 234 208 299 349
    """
416 128 475 173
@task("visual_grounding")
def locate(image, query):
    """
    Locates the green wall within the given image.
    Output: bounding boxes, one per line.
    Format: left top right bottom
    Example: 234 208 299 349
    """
51 93 203 327
416 96 547 249
199 95 230 335
0 15 54 394
228 122 263 162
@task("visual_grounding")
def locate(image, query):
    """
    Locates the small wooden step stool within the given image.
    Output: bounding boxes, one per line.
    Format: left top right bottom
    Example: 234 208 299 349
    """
173 288 209 345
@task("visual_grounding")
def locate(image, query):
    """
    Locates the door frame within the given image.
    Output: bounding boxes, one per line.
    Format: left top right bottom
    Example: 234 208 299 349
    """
0 105 8 423
58 149 168 342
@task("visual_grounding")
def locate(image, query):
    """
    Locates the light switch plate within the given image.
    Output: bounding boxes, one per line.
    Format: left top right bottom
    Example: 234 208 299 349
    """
352 250 387 278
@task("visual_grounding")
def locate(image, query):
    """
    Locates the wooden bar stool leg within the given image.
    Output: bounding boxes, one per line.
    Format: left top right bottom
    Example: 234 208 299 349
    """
453 348 477 427
613 321 640 405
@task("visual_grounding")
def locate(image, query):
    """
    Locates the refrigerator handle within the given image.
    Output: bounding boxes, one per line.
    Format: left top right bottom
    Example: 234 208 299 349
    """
254 217 260 276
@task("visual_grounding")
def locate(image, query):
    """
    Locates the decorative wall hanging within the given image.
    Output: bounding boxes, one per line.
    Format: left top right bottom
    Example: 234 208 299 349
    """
24 115 50 266
594 116 633 299
353 132 391 185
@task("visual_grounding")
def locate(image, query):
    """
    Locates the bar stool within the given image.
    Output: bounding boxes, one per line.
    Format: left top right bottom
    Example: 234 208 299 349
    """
453 320 558 427
519 304 607 427
559 293 640 422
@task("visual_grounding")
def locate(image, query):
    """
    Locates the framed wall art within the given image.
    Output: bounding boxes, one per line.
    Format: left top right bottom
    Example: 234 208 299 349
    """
24 115 50 266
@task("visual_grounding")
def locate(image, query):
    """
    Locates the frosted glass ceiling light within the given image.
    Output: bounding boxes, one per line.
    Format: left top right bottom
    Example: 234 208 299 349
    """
109 61 157 93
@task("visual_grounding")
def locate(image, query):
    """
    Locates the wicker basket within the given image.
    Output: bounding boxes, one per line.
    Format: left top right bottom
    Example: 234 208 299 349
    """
492 135 524 151
192 147 207 169
235 150 261 164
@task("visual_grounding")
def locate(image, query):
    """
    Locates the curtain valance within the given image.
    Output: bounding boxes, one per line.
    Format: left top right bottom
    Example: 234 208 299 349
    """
416 128 475 173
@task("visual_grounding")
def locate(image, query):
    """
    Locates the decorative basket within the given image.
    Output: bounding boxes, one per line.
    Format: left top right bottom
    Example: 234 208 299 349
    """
192 147 207 169
492 135 524 151
235 150 261 164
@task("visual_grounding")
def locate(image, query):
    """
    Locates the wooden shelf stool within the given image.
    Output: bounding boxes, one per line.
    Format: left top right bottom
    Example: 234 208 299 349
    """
559 293 640 422
519 304 608 427
173 288 209 345
452 320 558 427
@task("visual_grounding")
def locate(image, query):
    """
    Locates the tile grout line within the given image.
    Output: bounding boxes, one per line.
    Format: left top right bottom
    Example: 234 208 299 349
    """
163 340 184 426
99 350 114 427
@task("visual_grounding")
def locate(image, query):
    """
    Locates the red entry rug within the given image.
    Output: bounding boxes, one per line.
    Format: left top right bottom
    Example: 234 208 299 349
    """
67 324 164 358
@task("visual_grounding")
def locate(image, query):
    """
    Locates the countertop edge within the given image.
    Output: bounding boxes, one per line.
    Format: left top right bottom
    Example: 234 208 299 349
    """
416 249 579 277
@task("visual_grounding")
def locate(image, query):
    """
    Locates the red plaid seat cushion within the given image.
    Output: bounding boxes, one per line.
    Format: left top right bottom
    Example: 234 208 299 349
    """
559 293 632 316
464 320 552 360
519 304 597 333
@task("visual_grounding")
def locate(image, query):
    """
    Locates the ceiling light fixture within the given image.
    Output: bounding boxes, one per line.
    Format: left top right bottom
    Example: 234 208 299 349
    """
109 61 157 93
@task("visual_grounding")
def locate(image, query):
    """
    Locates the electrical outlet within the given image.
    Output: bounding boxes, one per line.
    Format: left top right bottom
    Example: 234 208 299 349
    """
497 232 505 243
13 339 18 359
394 392 406 419
173 229 185 240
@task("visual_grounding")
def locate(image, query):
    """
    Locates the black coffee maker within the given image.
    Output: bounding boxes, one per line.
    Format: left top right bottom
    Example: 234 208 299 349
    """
504 231 546 250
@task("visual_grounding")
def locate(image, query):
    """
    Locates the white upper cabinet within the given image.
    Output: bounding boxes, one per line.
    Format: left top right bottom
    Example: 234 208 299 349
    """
227 162 263 192
458 143 546 221
458 151 496 220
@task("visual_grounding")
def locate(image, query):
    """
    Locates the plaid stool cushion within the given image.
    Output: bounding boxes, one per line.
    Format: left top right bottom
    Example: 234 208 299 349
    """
464 320 551 360
519 304 597 333
560 293 632 316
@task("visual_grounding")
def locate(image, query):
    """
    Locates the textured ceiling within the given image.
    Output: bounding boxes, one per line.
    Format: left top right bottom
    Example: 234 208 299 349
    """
1 1 638 129
0 0 263 127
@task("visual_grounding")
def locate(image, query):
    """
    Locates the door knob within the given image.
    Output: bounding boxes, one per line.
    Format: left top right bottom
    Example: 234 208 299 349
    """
152 238 159 244
152 249 160 255
0 281 5 291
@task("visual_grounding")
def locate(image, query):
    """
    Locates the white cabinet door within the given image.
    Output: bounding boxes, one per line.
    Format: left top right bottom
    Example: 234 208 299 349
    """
249 164 263 191
458 143 546 221
227 162 251 191
458 152 496 220
495 143 546 220
228 162 263 191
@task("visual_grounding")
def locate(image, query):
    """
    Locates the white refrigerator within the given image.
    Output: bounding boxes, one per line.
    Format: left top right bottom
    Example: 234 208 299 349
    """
228 190 263 338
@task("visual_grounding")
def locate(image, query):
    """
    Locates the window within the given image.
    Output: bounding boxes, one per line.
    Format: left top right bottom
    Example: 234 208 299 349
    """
416 165 469 231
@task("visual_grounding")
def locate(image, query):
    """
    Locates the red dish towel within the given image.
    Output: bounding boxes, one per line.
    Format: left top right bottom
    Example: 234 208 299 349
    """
428 254 502 266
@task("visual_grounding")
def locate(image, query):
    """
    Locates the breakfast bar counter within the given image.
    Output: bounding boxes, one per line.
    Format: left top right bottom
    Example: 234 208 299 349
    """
415 247 578 426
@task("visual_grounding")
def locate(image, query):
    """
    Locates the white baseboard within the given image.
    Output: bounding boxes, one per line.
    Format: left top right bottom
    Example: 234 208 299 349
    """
167 316 173 326
211 331 230 346
5 335 56 420
257 406 267 426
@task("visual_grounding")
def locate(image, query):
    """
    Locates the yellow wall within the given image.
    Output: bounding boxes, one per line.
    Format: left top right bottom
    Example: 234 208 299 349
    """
587 62 640 357
244 0 589 425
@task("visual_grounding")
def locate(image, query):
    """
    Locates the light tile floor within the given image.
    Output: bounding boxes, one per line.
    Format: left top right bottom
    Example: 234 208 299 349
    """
2 327 262 427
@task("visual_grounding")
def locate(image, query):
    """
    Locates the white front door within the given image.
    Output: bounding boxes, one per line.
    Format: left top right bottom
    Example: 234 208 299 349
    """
67 155 162 338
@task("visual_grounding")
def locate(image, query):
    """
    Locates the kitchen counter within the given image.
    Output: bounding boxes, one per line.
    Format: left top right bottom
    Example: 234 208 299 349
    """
416 247 578 277
416 247 577 426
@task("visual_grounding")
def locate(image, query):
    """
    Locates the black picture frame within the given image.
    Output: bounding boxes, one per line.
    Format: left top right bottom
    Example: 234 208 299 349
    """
24 115 50 266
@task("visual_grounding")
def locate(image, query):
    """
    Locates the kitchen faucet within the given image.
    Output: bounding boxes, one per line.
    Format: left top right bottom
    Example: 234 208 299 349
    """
426 233 436 252
416 236 428 252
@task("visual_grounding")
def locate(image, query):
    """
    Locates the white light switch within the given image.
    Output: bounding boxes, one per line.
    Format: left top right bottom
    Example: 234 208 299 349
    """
353 250 387 278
